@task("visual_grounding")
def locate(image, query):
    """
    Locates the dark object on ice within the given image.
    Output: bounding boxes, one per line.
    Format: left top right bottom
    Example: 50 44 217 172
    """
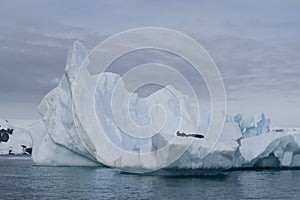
0 130 10 142
7 128 14 134
0 128 13 143
25 148 32 155
190 134 205 139
273 129 284 133
8 150 14 155
21 145 32 155
176 131 204 139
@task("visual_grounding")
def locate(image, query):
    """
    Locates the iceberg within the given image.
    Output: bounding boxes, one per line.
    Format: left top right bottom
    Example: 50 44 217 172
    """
29 41 300 172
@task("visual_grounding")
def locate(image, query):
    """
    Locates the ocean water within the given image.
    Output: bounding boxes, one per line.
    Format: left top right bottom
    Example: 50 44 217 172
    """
0 156 300 200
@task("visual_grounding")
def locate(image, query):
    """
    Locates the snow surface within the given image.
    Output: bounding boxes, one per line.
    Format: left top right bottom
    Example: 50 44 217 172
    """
28 41 300 171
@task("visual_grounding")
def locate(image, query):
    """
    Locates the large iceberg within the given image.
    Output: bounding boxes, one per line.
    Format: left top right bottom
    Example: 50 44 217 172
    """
29 41 300 172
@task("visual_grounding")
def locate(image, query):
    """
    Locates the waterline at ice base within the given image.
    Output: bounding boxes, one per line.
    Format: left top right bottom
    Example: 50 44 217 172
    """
28 41 300 173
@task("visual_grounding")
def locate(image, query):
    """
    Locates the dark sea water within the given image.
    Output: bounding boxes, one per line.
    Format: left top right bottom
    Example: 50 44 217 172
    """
0 156 300 200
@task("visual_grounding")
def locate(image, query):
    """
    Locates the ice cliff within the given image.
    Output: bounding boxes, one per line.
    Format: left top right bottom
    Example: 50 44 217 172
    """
29 41 300 172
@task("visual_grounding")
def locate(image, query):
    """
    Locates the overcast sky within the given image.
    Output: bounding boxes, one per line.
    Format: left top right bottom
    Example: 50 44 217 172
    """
0 0 299 127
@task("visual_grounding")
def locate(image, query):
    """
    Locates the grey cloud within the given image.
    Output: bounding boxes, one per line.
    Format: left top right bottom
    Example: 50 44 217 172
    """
0 17 107 109
197 34 300 100
0 0 299 126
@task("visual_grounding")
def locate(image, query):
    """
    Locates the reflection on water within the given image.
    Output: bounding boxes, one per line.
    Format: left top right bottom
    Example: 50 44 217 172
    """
0 156 300 200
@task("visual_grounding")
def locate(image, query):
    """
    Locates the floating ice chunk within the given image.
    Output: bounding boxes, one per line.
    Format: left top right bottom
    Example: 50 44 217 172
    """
0 119 32 155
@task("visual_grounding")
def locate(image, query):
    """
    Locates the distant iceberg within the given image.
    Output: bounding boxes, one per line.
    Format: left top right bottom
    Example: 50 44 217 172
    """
28 41 300 172
0 119 32 155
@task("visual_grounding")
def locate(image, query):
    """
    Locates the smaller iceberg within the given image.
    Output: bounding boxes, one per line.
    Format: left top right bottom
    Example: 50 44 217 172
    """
0 119 32 155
